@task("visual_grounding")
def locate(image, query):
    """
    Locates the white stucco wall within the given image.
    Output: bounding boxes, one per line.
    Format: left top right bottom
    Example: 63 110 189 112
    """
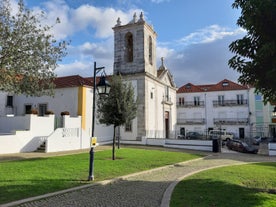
14 87 79 116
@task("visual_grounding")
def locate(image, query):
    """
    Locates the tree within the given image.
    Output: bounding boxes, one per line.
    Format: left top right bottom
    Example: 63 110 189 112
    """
0 0 68 96
228 0 276 102
97 75 137 160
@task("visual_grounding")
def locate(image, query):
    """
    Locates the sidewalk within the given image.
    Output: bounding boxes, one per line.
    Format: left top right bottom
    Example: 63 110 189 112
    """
2 147 275 207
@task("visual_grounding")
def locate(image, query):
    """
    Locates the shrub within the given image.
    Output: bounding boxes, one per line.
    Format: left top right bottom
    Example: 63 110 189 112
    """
60 111 70 116
30 109 38 114
45 110 54 115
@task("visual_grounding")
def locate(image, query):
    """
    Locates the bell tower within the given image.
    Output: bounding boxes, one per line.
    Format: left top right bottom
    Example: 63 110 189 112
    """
113 12 157 77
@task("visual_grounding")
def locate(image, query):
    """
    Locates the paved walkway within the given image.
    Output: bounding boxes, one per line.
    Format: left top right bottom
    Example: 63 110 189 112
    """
2 147 275 207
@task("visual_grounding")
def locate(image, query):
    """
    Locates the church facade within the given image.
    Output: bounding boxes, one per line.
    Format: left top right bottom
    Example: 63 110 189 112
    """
113 13 177 140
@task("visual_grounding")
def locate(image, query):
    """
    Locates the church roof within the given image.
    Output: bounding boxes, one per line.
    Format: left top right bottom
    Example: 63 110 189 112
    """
157 57 176 88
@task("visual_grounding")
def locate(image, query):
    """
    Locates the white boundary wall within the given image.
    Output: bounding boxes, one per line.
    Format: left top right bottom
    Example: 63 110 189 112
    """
46 116 91 152
0 115 54 154
0 114 112 154
0 116 30 133
165 139 212 151
268 143 276 156
124 137 213 151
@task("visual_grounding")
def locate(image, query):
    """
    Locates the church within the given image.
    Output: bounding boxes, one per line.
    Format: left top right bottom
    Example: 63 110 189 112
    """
113 12 177 141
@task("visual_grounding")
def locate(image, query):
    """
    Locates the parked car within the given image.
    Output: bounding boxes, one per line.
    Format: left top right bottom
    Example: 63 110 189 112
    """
177 134 185 139
186 132 204 140
252 136 262 145
252 137 274 145
226 140 258 154
209 130 233 141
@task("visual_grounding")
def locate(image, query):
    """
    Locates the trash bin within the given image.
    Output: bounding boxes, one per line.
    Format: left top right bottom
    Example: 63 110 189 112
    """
212 138 219 152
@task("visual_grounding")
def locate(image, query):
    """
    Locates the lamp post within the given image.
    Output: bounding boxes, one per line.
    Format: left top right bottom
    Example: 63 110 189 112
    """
88 62 110 181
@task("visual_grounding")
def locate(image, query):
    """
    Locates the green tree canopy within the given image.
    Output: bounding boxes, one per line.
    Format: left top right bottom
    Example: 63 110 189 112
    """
228 0 276 102
97 75 137 159
97 75 137 128
0 0 68 96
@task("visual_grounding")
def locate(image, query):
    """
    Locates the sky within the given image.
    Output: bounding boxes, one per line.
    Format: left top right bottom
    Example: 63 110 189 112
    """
13 0 245 87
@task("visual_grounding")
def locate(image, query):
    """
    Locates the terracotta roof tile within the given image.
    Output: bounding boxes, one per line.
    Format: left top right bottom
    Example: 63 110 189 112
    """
54 75 93 88
53 75 114 89
177 79 248 93
177 83 204 93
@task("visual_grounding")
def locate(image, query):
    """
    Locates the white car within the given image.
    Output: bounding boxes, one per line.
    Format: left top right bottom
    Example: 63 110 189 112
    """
209 130 233 141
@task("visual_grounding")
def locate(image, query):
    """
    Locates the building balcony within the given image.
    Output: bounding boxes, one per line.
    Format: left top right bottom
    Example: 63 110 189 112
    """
177 101 205 108
214 118 249 125
177 118 205 125
213 99 248 107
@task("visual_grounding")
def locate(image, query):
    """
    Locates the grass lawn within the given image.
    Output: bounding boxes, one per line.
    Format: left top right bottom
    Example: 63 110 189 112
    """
170 162 276 207
0 147 201 204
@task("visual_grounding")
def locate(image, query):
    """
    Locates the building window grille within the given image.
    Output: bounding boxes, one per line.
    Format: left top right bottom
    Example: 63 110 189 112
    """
194 96 200 106
237 94 244 105
218 95 224 105
179 97 184 105
6 96 13 107
38 104 47 116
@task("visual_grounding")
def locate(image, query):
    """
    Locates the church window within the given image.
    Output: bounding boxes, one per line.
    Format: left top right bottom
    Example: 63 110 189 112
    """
149 36 153 65
125 121 132 132
125 32 133 62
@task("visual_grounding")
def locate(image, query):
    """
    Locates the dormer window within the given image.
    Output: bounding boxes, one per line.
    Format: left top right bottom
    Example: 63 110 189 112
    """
185 84 191 89
222 82 229 87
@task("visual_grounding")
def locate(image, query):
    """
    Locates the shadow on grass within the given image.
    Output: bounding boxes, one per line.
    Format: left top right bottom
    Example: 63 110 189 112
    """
171 178 276 207
0 179 84 204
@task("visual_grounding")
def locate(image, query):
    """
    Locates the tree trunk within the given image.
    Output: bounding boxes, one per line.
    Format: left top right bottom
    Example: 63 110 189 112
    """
117 126 120 149
112 125 116 160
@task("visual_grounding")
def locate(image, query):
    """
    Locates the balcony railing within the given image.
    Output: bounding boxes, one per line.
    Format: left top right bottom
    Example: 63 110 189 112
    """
214 118 249 125
213 99 248 107
177 118 205 125
177 101 205 108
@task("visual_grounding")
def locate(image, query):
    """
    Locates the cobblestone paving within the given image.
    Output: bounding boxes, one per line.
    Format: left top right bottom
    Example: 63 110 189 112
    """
3 149 275 207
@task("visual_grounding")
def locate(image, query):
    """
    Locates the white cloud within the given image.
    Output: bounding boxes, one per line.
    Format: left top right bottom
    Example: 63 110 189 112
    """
27 0 141 40
56 61 91 76
178 25 245 46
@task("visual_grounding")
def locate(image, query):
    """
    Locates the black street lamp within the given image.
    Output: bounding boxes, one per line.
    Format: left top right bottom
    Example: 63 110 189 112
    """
88 62 111 181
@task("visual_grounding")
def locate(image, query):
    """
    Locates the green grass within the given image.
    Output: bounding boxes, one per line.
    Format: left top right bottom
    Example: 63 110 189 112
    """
170 162 276 207
0 147 201 204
